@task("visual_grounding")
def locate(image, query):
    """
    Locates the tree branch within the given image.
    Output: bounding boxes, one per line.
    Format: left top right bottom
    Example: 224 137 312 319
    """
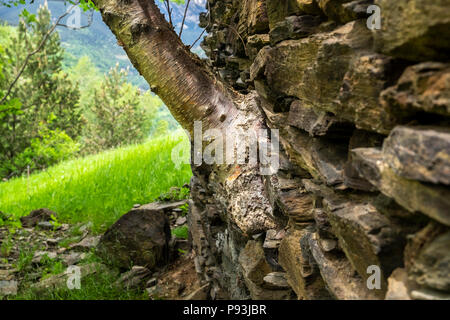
178 0 190 38
189 0 210 49
94 0 237 133
164 0 174 30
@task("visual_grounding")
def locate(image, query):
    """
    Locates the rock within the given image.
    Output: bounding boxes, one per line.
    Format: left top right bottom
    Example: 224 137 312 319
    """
325 201 404 296
0 280 18 297
351 147 450 226
266 0 303 30
270 15 321 45
31 263 107 292
183 283 210 300
247 34 270 61
146 277 157 288
32 251 58 264
337 54 399 134
115 266 152 290
410 288 450 300
97 202 172 269
238 0 269 36
263 229 286 249
374 0 450 61
0 269 15 281
313 208 335 240
36 221 54 230
318 0 371 23
69 236 100 252
175 216 187 226
294 0 322 15
238 241 272 286
262 21 399 134
382 126 450 185
408 231 450 292
318 238 337 252
385 268 412 300
277 188 315 224
238 240 292 300
20 208 56 228
309 233 379 300
61 252 87 266
278 228 332 299
288 100 338 136
262 272 290 289
410 287 449 302
380 62 450 117
282 127 348 185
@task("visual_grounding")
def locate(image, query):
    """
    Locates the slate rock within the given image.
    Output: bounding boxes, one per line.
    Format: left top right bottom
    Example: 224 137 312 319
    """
97 202 172 269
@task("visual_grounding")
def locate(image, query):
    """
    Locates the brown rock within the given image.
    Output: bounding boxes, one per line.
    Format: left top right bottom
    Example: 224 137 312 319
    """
20 208 56 228
309 233 380 300
374 0 450 61
408 231 450 292
385 268 413 300
278 228 332 299
380 62 450 117
97 202 172 269
351 147 450 226
325 201 404 297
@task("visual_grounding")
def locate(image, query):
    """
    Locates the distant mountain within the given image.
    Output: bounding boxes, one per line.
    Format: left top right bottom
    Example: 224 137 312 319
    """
0 0 207 89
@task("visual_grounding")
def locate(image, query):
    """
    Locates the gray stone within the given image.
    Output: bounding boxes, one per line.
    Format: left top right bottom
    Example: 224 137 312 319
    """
175 216 187 226
382 126 450 185
32 251 58 264
70 236 100 252
36 221 54 230
409 231 450 292
262 272 290 289
0 280 18 296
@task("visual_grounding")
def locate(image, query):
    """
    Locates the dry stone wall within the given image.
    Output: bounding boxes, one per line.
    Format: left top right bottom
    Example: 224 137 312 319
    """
188 0 450 300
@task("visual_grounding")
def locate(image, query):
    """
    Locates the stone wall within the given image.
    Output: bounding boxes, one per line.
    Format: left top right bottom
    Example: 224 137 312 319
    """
189 0 450 300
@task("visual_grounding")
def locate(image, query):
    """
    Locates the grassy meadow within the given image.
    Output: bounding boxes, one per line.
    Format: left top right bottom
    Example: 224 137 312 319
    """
0 132 192 233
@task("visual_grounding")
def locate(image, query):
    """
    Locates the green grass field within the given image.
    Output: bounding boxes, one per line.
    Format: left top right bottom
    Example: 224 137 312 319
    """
0 132 192 233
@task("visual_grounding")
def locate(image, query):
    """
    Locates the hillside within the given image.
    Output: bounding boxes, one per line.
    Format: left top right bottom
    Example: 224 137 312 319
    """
0 0 207 89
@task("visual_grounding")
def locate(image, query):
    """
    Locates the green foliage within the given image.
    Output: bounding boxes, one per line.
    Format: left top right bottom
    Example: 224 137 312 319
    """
172 225 189 240
0 5 82 178
0 133 192 232
80 63 158 154
2 124 80 177
0 233 13 256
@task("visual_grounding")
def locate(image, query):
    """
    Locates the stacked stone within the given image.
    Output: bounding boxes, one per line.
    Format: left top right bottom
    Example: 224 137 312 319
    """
191 0 450 300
